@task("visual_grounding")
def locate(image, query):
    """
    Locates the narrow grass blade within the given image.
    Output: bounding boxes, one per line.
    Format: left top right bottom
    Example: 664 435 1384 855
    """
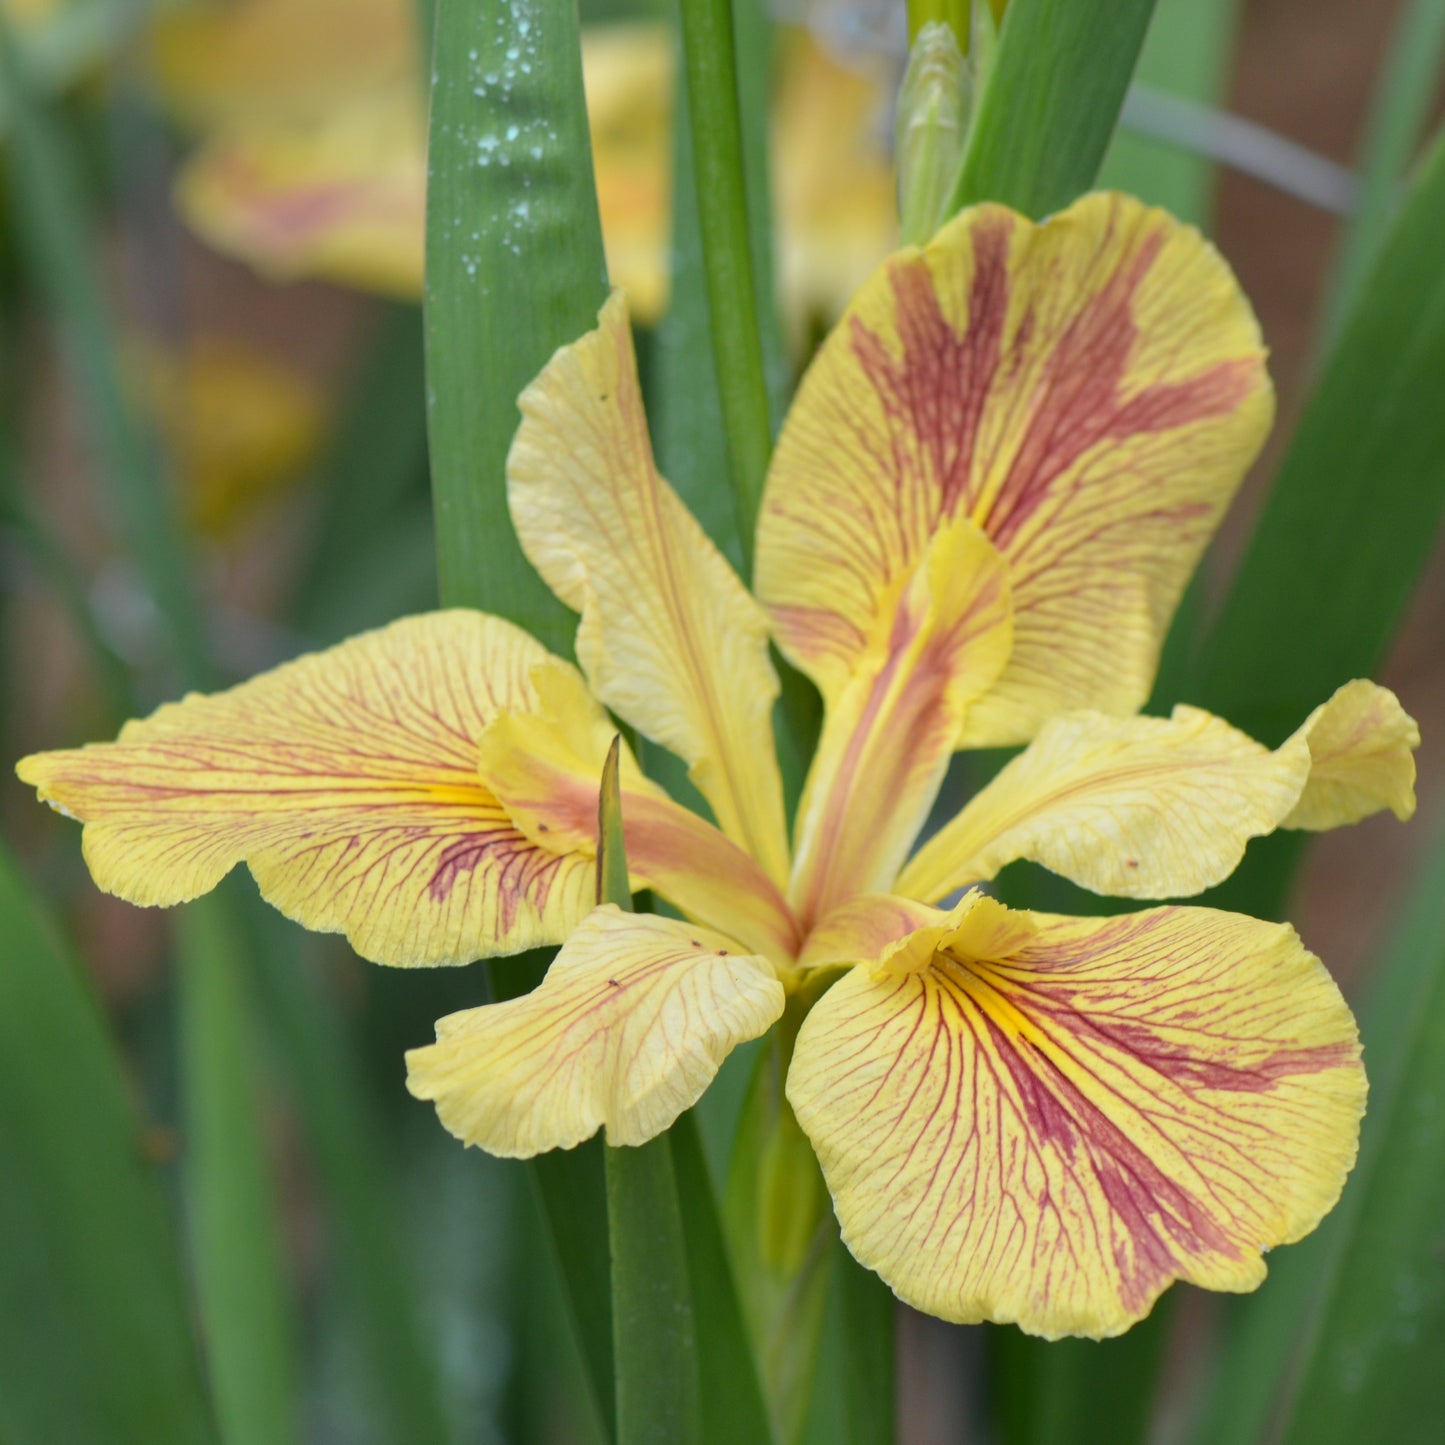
653 0 786 569
949 0 1158 219
0 841 215 1444
1192 825 1445 1444
675 0 777 564
177 894 299 1445
1320 0 1445 347
0 13 211 686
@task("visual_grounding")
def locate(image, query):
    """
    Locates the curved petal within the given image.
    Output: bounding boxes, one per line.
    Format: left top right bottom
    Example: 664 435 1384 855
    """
17 613 599 966
1283 680 1419 829
900 682 1421 906
476 668 801 964
788 515 1012 928
757 191 1273 743
788 903 1363 1338
509 292 790 884
898 705 1311 904
407 905 785 1154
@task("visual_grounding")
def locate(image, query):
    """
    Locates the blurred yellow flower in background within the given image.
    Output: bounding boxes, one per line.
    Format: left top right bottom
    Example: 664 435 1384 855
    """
155 0 896 336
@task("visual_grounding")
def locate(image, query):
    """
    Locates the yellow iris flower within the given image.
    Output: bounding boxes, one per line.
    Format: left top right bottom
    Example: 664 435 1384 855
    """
19 193 1418 1339
155 0 895 333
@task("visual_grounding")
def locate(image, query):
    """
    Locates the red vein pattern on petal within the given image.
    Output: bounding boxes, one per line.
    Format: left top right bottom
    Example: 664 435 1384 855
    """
788 906 1363 1337
757 192 1273 743
18 612 599 966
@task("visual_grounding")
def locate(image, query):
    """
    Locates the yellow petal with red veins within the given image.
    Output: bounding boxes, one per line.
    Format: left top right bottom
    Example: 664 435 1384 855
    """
788 903 1363 1338
787 515 1012 928
17 613 599 967
898 705 1312 904
406 905 784 1154
756 191 1273 742
1283 680 1419 829
476 672 801 964
509 292 791 884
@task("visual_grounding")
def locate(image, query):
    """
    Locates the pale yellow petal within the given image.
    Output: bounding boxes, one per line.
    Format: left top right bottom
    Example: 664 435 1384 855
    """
899 706 1312 904
17 613 599 966
1282 680 1419 830
788 903 1364 1338
757 192 1273 743
509 292 790 883
787 514 1012 928
407 905 784 1153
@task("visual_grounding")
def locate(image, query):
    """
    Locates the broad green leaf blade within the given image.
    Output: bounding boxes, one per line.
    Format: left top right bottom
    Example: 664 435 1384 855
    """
426 1 617 1428
671 1114 776 1445
424 0 606 650
177 896 299 1445
949 0 1158 219
1196 127 1445 749
1192 826 1445 1445
1320 0 1445 347
0 841 216 1444
242 910 455 1445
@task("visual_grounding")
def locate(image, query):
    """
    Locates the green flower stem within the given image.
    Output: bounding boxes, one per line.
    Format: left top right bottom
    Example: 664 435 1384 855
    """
676 0 774 570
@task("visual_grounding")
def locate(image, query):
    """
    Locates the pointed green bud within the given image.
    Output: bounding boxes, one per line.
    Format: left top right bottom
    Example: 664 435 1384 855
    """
896 20 973 246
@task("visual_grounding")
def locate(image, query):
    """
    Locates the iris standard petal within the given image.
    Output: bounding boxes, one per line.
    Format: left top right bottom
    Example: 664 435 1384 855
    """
17 612 600 966
788 899 1364 1338
787 514 1012 928
406 905 784 1154
509 292 791 884
756 191 1273 744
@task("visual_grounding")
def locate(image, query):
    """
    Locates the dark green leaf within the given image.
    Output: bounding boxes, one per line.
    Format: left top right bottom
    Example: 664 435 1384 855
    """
0 841 215 1444
671 1114 776 1445
177 896 299 1445
949 0 1158 219
242 909 455 1445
